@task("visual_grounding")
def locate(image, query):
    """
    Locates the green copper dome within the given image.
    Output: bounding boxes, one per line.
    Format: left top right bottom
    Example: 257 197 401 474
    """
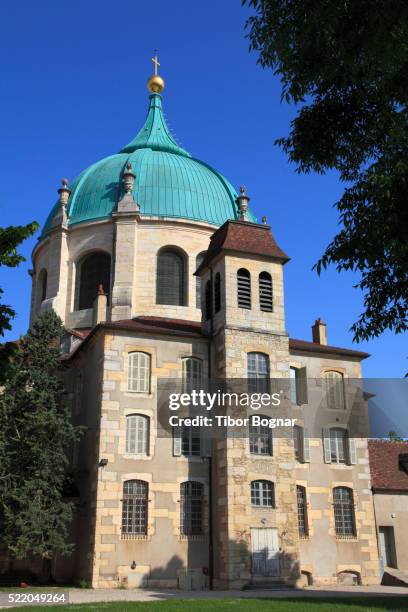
41 93 255 237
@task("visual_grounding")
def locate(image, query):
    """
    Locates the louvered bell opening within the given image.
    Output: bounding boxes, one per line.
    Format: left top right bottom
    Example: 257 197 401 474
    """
259 272 273 312
156 250 186 306
237 269 251 309
214 272 221 313
205 280 212 321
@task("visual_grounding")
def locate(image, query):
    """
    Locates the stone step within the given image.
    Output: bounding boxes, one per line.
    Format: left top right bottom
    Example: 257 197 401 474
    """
243 581 295 591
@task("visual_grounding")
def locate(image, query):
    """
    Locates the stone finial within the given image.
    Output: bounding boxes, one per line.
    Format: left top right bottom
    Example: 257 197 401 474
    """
122 162 136 195
262 216 268 225
236 185 250 221
58 178 71 206
312 317 327 345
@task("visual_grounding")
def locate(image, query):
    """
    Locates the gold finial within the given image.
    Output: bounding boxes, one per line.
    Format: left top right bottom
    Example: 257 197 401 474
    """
147 50 165 93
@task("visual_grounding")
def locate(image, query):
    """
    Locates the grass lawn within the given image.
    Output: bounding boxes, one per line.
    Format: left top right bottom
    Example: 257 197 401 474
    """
14 597 408 612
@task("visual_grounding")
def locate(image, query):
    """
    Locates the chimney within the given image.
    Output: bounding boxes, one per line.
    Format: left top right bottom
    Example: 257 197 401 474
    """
312 318 327 345
93 284 108 326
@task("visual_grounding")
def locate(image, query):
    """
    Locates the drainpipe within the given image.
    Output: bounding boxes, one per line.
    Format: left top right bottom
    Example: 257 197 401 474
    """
207 265 214 589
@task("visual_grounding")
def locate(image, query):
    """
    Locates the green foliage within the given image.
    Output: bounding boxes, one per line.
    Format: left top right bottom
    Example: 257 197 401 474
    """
244 0 408 341
389 430 404 442
0 309 81 561
0 222 38 336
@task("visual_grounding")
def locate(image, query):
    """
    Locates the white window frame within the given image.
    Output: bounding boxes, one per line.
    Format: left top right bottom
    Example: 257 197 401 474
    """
128 352 151 393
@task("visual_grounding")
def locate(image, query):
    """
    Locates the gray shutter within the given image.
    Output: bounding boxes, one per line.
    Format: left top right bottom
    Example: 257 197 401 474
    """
348 434 357 465
173 426 182 456
200 429 212 458
303 428 310 463
323 428 332 463
296 367 308 405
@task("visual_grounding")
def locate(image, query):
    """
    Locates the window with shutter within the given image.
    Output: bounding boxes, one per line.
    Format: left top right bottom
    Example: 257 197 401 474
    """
156 249 186 306
128 352 151 393
76 251 111 310
293 425 304 462
214 272 221 313
125 414 149 455
324 371 345 410
259 271 273 312
237 268 251 309
333 487 356 538
121 480 148 536
329 427 348 464
180 481 204 535
195 252 206 308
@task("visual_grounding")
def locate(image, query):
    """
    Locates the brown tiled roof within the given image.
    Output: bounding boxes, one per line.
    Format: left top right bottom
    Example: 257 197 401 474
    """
195 220 289 274
289 338 370 360
368 440 408 491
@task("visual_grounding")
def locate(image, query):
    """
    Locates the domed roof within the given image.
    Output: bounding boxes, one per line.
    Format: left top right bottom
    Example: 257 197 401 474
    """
41 93 255 237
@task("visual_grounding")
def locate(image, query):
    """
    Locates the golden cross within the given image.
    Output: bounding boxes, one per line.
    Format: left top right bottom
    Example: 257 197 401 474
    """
152 52 160 76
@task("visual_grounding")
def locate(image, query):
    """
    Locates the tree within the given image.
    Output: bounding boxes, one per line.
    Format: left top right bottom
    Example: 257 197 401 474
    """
244 0 408 341
0 310 81 579
0 223 38 336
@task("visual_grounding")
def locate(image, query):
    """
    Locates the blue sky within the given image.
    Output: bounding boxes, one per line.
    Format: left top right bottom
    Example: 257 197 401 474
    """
0 0 406 378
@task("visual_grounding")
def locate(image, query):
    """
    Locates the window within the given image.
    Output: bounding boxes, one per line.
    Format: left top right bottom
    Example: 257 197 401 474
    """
205 280 212 321
251 480 275 507
125 415 149 455
237 268 251 309
297 486 308 537
128 352 150 393
259 271 273 312
329 427 347 464
333 487 356 538
181 426 201 456
195 252 206 308
249 416 272 455
183 358 203 392
38 269 47 303
121 480 148 535
156 248 186 306
293 425 303 462
76 251 111 310
290 367 297 404
324 371 345 410
214 272 221 313
180 481 204 535
248 352 270 393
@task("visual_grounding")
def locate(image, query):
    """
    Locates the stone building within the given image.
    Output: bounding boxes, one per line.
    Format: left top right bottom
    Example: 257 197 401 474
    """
27 63 380 589
368 440 408 582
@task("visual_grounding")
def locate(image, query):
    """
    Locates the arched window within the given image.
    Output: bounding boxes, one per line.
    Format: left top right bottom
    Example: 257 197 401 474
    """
247 352 270 393
333 487 356 538
125 414 149 455
156 248 186 306
128 352 151 393
180 481 204 535
76 252 111 310
38 269 47 303
329 427 348 464
297 485 308 537
259 271 273 312
249 416 273 455
251 480 275 507
195 252 206 308
324 370 345 410
237 268 251 309
214 272 221 313
205 280 212 321
182 357 203 392
121 480 148 536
